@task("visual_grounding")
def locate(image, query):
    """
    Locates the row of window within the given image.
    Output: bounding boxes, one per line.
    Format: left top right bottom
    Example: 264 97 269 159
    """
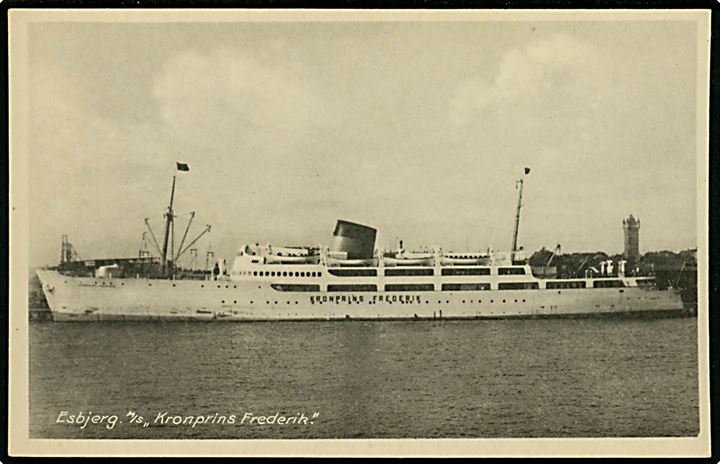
259 267 525 278
218 298 530 305
271 282 543 292
328 268 377 277
498 282 540 290
239 270 323 278
547 281 586 289
441 268 491 276
232 272 622 289
442 283 491 291
385 267 526 276
385 268 434 277
593 280 625 288
498 268 526 275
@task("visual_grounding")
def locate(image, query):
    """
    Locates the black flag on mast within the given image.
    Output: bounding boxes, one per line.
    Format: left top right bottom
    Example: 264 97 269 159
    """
176 162 190 172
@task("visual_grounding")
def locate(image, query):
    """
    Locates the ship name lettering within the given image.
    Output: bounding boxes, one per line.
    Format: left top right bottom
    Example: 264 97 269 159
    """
309 295 366 304
308 294 422 305
372 295 422 304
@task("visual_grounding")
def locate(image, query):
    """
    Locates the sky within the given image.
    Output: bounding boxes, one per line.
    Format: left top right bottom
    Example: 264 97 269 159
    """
22 17 702 267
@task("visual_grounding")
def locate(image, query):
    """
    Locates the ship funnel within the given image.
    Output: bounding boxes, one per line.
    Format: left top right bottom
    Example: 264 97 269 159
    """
330 220 377 259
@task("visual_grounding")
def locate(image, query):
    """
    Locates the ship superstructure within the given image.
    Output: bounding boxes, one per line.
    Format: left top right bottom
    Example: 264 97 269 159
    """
36 168 686 321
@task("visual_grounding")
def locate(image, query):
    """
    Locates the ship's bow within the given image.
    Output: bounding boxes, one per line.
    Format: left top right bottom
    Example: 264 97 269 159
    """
35 269 66 316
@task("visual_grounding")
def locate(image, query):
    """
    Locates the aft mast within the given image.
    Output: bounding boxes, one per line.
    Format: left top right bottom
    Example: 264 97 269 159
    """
510 167 530 262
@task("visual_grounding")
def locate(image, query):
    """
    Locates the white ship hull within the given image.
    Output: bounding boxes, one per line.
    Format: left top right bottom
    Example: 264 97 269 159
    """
37 270 686 322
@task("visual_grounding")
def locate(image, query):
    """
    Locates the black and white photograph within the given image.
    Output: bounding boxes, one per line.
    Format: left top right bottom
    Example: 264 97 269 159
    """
8 9 711 457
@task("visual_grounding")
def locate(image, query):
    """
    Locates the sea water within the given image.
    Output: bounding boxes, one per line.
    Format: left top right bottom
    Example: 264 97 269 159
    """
29 317 699 439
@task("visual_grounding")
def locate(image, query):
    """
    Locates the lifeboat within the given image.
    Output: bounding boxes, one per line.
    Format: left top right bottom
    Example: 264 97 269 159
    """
383 257 434 266
265 254 320 265
326 257 379 267
383 252 435 266
439 254 490 266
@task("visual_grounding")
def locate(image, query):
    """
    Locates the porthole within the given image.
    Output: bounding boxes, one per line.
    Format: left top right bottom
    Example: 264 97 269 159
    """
234 300 237 304
490 300 494 303
201 284 204 288
502 299 506 303
271 272 276 277
283 271 287 277
253 271 257 276
318 272 322 277
301 272 306 277
274 301 278 305
172 284 176 287
221 300 225 304
462 300 466 304
294 272 299 277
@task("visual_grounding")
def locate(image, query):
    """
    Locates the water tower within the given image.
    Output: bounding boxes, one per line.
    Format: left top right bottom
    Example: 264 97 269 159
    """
623 215 640 260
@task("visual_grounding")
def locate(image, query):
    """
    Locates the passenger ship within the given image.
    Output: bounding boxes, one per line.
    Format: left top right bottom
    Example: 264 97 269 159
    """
36 170 685 321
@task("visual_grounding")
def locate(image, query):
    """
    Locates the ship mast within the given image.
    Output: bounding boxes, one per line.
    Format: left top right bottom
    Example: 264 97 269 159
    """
160 175 177 277
511 167 530 262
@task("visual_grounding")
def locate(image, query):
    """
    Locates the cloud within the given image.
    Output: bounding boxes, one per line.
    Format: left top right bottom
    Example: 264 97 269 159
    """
152 48 327 160
449 32 605 126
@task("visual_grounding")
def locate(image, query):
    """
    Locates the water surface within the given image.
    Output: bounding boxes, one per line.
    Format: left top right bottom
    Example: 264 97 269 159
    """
29 317 699 439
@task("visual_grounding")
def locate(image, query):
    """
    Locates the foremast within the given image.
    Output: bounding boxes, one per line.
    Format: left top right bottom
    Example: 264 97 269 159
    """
151 162 211 279
160 174 177 278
